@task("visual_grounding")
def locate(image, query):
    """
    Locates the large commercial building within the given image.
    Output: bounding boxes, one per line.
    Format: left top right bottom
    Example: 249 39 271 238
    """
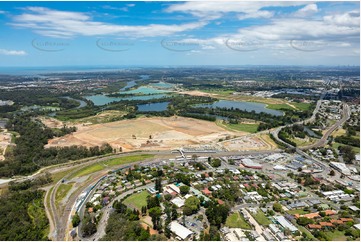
241 158 262 169
330 162 351 176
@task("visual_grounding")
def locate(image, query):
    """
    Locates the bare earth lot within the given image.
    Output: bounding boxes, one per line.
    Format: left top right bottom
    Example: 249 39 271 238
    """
46 116 249 151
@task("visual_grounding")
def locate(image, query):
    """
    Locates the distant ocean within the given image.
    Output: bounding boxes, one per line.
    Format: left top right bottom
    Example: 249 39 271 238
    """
0 66 142 76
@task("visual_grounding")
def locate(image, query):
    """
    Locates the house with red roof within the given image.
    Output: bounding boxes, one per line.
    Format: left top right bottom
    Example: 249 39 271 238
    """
308 224 322 230
202 188 212 196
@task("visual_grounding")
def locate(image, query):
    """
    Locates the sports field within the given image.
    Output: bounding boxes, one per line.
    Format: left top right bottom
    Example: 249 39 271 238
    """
123 190 149 210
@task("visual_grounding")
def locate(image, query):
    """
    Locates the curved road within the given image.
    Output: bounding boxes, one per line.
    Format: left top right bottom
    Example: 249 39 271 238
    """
301 103 350 150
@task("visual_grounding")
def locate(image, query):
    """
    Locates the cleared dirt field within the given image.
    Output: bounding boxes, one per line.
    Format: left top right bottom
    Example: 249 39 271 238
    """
38 117 65 129
46 116 247 151
180 90 291 105
221 135 272 151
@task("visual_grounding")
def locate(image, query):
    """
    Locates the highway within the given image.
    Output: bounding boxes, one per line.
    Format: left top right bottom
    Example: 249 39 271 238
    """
300 103 350 150
269 94 354 187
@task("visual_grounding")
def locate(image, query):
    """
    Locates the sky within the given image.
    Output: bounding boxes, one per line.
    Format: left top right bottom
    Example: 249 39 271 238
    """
0 1 359 67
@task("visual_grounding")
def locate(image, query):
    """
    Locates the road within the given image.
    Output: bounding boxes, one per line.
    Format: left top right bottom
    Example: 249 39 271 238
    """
300 103 350 150
78 182 158 241
38 147 284 240
46 152 162 240
269 92 351 174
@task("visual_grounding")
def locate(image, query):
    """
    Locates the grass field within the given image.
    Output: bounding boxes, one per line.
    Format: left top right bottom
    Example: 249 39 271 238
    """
296 225 316 240
292 102 312 111
217 120 259 133
332 142 360 153
55 183 73 205
324 230 347 241
123 190 149 210
267 102 311 111
51 169 73 183
287 209 309 215
267 103 295 111
225 212 252 229
70 163 104 178
252 209 271 226
70 154 154 178
104 154 154 167
291 137 317 147
332 128 347 137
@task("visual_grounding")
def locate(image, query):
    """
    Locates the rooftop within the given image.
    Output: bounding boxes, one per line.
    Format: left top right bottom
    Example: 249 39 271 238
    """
169 221 193 240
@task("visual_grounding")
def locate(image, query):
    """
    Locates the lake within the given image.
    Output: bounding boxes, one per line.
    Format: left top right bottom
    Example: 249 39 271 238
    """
85 94 167 106
139 75 150 80
119 86 169 95
120 81 137 91
63 96 87 108
195 100 283 116
85 85 171 106
137 102 169 112
149 82 175 89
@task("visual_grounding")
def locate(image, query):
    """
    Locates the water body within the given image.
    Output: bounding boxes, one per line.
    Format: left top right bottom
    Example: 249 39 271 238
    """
47 97 87 117
63 96 87 109
139 75 150 80
0 120 7 129
85 94 167 106
85 85 170 106
137 102 169 112
119 86 169 95
195 100 283 116
120 81 137 91
149 82 175 89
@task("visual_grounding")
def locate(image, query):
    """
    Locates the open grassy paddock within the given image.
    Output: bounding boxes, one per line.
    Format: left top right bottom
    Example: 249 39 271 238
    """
55 183 73 205
123 190 149 211
216 120 259 133
225 212 252 229
70 154 154 178
252 209 271 226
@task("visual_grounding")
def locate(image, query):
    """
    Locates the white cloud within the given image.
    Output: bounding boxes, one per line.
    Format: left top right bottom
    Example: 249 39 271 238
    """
165 1 310 20
235 18 359 41
164 11 359 56
293 4 318 17
102 5 129 12
11 7 208 38
238 10 274 20
324 11 360 27
0 49 27 56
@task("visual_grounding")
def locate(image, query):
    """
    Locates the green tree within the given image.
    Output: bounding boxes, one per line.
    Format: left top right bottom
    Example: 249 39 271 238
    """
273 202 282 212
180 185 190 196
184 196 200 214
72 213 81 227
148 206 162 230
297 217 313 226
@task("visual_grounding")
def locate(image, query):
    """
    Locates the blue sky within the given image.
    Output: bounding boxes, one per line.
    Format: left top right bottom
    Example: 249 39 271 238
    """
0 1 359 67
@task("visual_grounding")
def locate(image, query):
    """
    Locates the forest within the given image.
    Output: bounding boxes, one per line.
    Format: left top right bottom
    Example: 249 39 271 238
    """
0 114 113 177
0 173 53 240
